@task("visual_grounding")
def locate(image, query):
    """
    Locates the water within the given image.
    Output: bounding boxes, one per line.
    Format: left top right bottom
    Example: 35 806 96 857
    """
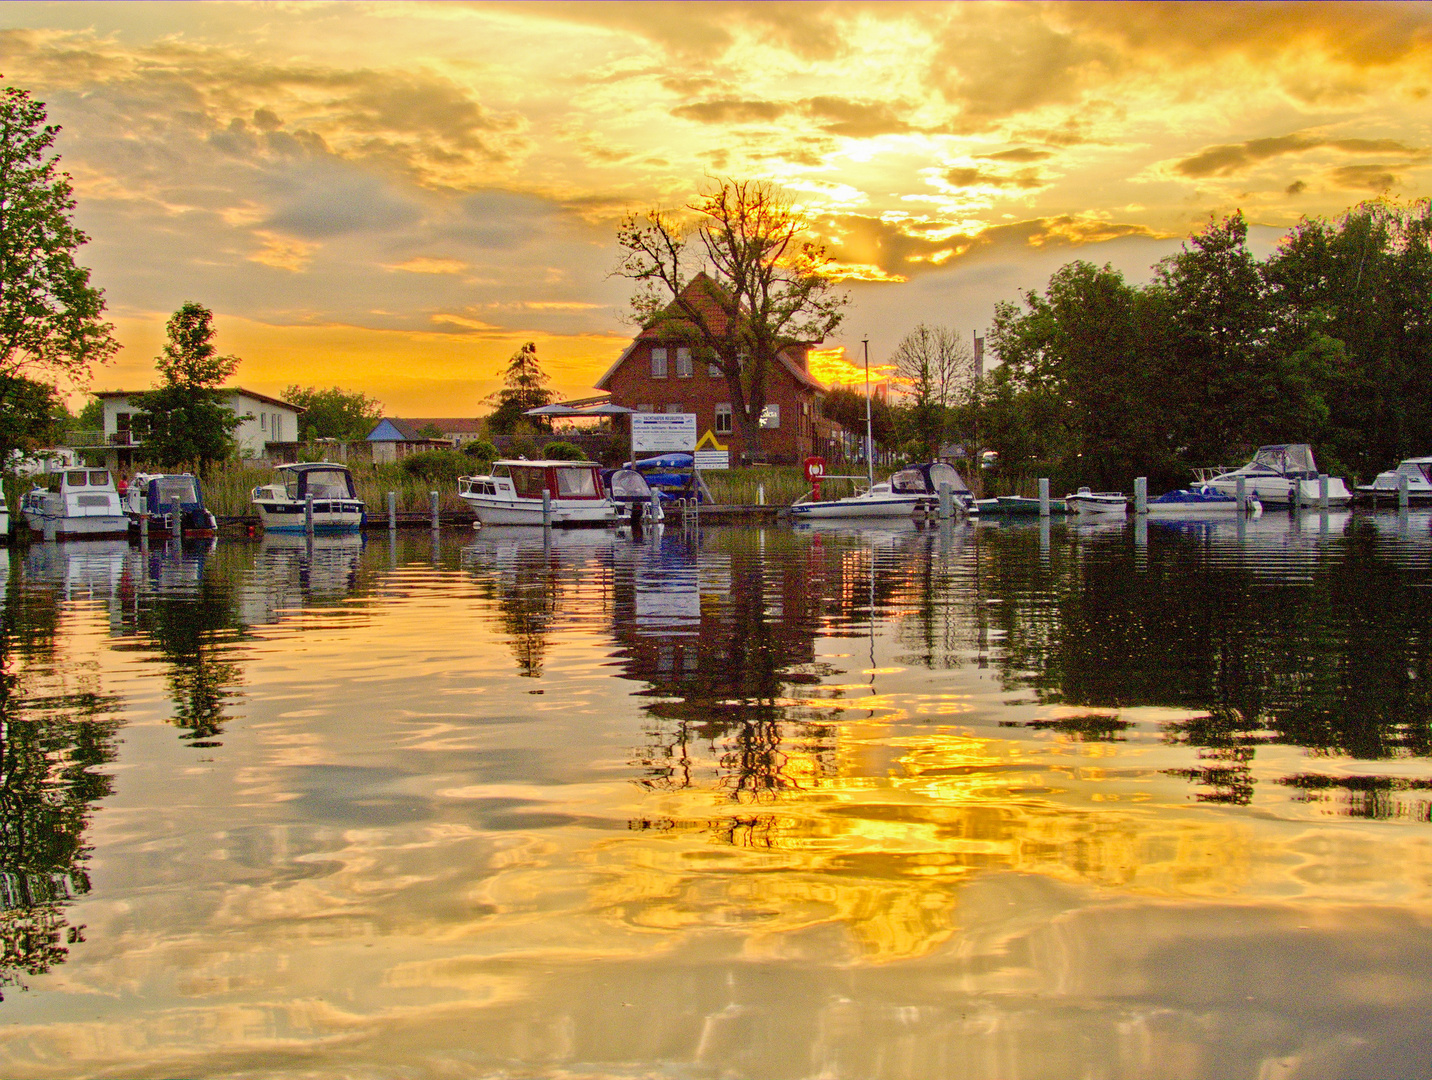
2 512 1431 1079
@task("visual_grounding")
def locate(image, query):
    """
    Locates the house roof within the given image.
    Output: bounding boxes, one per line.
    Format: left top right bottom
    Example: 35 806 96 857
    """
94 387 305 411
594 273 827 393
367 417 485 441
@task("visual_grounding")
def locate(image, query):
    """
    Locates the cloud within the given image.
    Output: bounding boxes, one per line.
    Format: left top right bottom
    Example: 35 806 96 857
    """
671 98 789 124
1173 133 1424 178
801 96 911 137
979 148 1056 163
943 165 1047 191
391 257 470 275
1328 164 1399 192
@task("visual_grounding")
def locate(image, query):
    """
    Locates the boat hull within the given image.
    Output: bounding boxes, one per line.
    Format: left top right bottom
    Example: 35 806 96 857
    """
1066 493 1127 514
460 496 619 527
1204 476 1351 506
254 501 365 533
788 496 922 520
23 510 130 538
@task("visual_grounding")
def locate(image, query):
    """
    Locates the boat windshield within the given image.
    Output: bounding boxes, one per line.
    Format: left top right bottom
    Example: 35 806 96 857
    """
508 466 549 499
1246 444 1316 478
66 470 88 487
608 470 652 499
302 469 354 499
153 475 199 505
555 468 598 498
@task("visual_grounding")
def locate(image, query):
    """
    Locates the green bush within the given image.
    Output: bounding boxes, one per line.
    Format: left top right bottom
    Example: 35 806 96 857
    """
463 438 499 461
399 449 472 482
541 441 588 461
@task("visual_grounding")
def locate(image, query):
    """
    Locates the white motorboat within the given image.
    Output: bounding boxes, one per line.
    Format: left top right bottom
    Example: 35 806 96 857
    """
0 485 9 541
890 461 978 514
1199 444 1351 506
123 473 218 537
458 460 620 527
1066 487 1127 514
789 479 925 520
1356 456 1432 504
20 467 130 538
252 462 365 533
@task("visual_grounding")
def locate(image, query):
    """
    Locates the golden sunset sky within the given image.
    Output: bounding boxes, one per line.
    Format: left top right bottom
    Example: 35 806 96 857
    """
2 1 1428 412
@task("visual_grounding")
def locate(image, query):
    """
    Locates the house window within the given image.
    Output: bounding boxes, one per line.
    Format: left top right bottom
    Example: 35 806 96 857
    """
675 347 692 378
760 404 780 429
260 412 267 431
708 363 721 378
637 403 655 414
714 404 733 435
651 347 668 379
273 414 283 440
665 403 684 414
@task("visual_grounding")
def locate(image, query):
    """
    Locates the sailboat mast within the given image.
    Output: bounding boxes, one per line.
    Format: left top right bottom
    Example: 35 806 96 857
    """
863 337 874 487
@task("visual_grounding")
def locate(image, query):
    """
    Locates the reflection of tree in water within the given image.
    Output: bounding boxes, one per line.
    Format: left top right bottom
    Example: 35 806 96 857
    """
0 574 122 996
481 548 569 678
113 548 246 747
621 532 860 814
976 520 1432 813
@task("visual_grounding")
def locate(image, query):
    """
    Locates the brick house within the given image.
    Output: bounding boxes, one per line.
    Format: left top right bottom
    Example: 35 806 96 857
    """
594 274 844 465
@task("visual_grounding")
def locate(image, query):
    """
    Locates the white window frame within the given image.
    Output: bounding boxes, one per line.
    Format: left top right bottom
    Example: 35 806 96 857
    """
675 347 692 378
664 403 684 414
650 347 668 379
708 363 721 378
714 403 733 435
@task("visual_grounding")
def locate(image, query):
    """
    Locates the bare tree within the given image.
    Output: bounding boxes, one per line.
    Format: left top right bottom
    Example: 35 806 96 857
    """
616 179 847 457
891 325 975 460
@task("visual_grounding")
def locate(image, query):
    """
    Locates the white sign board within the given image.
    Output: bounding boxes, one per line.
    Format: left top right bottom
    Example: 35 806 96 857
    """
632 413 697 453
694 449 730 470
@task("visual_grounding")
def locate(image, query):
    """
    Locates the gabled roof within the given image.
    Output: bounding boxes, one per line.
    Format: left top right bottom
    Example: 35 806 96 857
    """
94 386 305 411
367 417 484 441
594 273 827 393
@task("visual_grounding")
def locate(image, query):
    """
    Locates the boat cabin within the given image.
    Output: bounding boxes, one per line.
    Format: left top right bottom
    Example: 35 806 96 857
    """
463 460 606 501
132 474 205 515
275 463 359 501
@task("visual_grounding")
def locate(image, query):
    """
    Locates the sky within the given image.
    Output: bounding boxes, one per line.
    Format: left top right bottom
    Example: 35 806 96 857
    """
1 1 1429 414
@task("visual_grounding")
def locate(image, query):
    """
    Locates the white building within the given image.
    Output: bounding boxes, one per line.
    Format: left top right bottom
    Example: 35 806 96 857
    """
93 388 304 464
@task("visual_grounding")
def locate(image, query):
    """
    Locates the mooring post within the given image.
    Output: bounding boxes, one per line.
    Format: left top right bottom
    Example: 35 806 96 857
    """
757 483 765 506
1134 476 1148 515
1236 476 1247 512
387 490 396 530
140 511 149 546
171 496 182 541
305 493 314 537
542 489 552 530
1399 473 1410 510
1038 477 1050 517
1319 473 1330 511
938 482 953 521
430 490 439 530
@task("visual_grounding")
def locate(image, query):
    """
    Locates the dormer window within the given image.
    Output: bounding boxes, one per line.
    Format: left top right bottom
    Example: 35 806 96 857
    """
675 347 692 378
651 347 668 378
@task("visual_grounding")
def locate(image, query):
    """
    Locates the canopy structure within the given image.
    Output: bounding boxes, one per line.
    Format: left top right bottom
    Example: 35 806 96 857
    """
524 401 635 418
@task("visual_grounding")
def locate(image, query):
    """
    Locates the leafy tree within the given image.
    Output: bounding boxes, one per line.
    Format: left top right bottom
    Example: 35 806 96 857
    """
463 437 499 461
75 395 103 432
616 178 847 457
132 303 243 471
399 449 470 482
0 86 118 383
282 385 383 442
0 374 61 469
415 422 445 439
822 386 898 457
890 325 974 461
488 342 553 435
541 441 588 461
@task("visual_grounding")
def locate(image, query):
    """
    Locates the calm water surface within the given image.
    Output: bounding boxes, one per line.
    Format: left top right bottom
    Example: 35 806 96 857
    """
2 512 1432 1079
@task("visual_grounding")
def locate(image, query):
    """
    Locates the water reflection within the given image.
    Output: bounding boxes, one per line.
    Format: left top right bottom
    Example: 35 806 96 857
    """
0 516 1431 1076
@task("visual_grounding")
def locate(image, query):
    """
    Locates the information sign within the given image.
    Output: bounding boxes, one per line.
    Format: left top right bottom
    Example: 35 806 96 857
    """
632 413 697 454
694 449 730 470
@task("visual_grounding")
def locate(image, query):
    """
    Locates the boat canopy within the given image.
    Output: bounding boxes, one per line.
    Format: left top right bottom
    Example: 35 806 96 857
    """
1239 444 1318 479
142 474 202 510
891 461 971 495
275 463 357 500
605 468 655 501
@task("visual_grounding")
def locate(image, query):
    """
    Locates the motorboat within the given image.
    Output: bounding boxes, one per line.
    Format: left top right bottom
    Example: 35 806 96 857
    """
1146 486 1261 516
979 495 1068 515
789 479 925 519
1199 444 1351 506
602 467 666 524
251 462 365 533
123 472 218 538
1356 456 1432 504
0 485 8 542
458 459 620 527
1066 487 1127 514
631 453 713 504
889 461 978 514
20 467 130 538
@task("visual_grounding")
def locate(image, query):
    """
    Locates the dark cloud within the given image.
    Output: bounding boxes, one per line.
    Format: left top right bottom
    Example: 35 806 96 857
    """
800 96 910 137
671 98 789 124
979 148 1055 163
944 165 1046 190
1286 179 1307 195
1173 133 1424 178
265 166 424 238
1328 164 1398 192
